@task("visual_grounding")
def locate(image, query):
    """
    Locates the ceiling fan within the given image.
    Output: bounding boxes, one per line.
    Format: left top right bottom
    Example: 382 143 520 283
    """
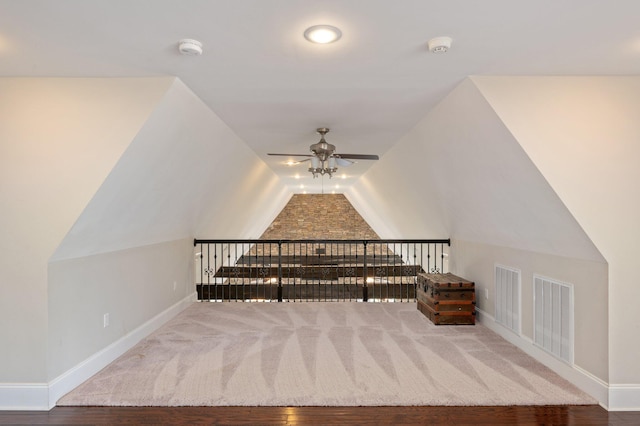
268 128 379 178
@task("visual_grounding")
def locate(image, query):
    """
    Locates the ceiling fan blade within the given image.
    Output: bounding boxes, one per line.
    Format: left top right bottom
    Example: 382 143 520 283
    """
335 158 354 167
335 154 379 160
267 153 314 157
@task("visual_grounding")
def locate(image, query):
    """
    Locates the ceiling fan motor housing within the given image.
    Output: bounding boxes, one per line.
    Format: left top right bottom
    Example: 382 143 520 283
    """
310 141 335 161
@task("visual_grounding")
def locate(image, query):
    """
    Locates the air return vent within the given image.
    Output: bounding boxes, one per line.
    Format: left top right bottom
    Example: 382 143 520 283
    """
534 275 573 364
495 265 521 334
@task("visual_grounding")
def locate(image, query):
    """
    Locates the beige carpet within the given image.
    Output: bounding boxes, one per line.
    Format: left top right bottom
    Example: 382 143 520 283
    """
58 302 595 406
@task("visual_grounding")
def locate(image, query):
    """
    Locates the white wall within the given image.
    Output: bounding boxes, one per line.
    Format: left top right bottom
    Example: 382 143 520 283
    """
47 238 193 379
1 77 291 409
453 239 608 384
347 78 609 403
473 76 640 401
0 77 172 383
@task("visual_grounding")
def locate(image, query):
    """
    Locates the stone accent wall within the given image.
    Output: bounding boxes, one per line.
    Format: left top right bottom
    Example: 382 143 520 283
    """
260 194 379 240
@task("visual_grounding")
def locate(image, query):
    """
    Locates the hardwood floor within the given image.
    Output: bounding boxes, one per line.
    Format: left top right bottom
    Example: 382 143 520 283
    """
1 406 639 425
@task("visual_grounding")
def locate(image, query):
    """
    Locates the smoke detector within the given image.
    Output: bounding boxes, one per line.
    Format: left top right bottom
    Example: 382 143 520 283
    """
428 36 452 53
178 39 203 56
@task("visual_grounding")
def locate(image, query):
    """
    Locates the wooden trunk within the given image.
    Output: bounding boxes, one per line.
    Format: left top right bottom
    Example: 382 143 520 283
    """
417 273 476 325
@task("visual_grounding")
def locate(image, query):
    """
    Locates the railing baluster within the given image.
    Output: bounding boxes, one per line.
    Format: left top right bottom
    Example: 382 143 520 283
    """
373 242 377 301
198 244 203 301
277 242 282 302
363 241 368 302
329 242 333 302
291 242 296 302
386 243 392 301
267 242 271 301
353 243 358 302
208 243 212 302
318 242 321 302
342 242 346 302
399 242 404 302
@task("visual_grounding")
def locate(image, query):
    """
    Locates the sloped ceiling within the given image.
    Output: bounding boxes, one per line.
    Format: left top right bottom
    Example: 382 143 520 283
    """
1 78 173 263
52 79 291 261
471 76 640 265
347 78 603 262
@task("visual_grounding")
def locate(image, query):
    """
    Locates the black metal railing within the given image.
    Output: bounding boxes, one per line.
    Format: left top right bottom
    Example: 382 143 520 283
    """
194 239 450 302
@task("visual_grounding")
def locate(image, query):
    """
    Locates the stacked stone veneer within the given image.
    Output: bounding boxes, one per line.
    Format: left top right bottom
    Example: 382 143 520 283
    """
248 194 386 258
260 194 380 240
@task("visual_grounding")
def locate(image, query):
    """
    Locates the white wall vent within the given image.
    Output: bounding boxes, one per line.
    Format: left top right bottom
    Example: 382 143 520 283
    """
495 265 521 334
534 275 574 364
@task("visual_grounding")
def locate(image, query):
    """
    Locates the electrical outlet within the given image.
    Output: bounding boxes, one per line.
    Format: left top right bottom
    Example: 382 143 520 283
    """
103 313 110 328
485 289 489 300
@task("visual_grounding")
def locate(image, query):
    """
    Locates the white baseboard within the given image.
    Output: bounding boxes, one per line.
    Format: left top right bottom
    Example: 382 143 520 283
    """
608 384 640 411
0 292 196 411
0 383 49 411
475 308 609 408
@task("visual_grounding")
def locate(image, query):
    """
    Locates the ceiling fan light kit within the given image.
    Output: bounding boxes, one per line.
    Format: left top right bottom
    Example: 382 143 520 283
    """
309 156 337 178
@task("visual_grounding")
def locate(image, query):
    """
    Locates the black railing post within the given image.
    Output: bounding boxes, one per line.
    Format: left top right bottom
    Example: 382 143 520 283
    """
277 241 283 302
208 243 213 301
362 240 368 302
198 244 203 300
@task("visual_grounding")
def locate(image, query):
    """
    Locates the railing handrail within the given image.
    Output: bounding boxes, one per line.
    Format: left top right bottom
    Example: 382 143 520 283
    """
195 238 451 246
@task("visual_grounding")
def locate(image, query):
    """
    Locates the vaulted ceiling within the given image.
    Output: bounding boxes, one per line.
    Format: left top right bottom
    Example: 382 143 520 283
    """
2 1 639 193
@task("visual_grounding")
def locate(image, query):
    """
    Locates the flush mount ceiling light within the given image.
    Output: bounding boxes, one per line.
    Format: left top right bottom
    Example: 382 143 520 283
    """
178 38 203 56
428 36 452 53
304 25 342 44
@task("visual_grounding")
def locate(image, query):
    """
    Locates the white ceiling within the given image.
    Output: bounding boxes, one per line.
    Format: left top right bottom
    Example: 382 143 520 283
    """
2 0 639 193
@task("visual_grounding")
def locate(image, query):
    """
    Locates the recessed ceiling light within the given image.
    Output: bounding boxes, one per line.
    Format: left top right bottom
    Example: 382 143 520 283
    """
428 36 452 53
304 25 342 44
178 39 203 56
